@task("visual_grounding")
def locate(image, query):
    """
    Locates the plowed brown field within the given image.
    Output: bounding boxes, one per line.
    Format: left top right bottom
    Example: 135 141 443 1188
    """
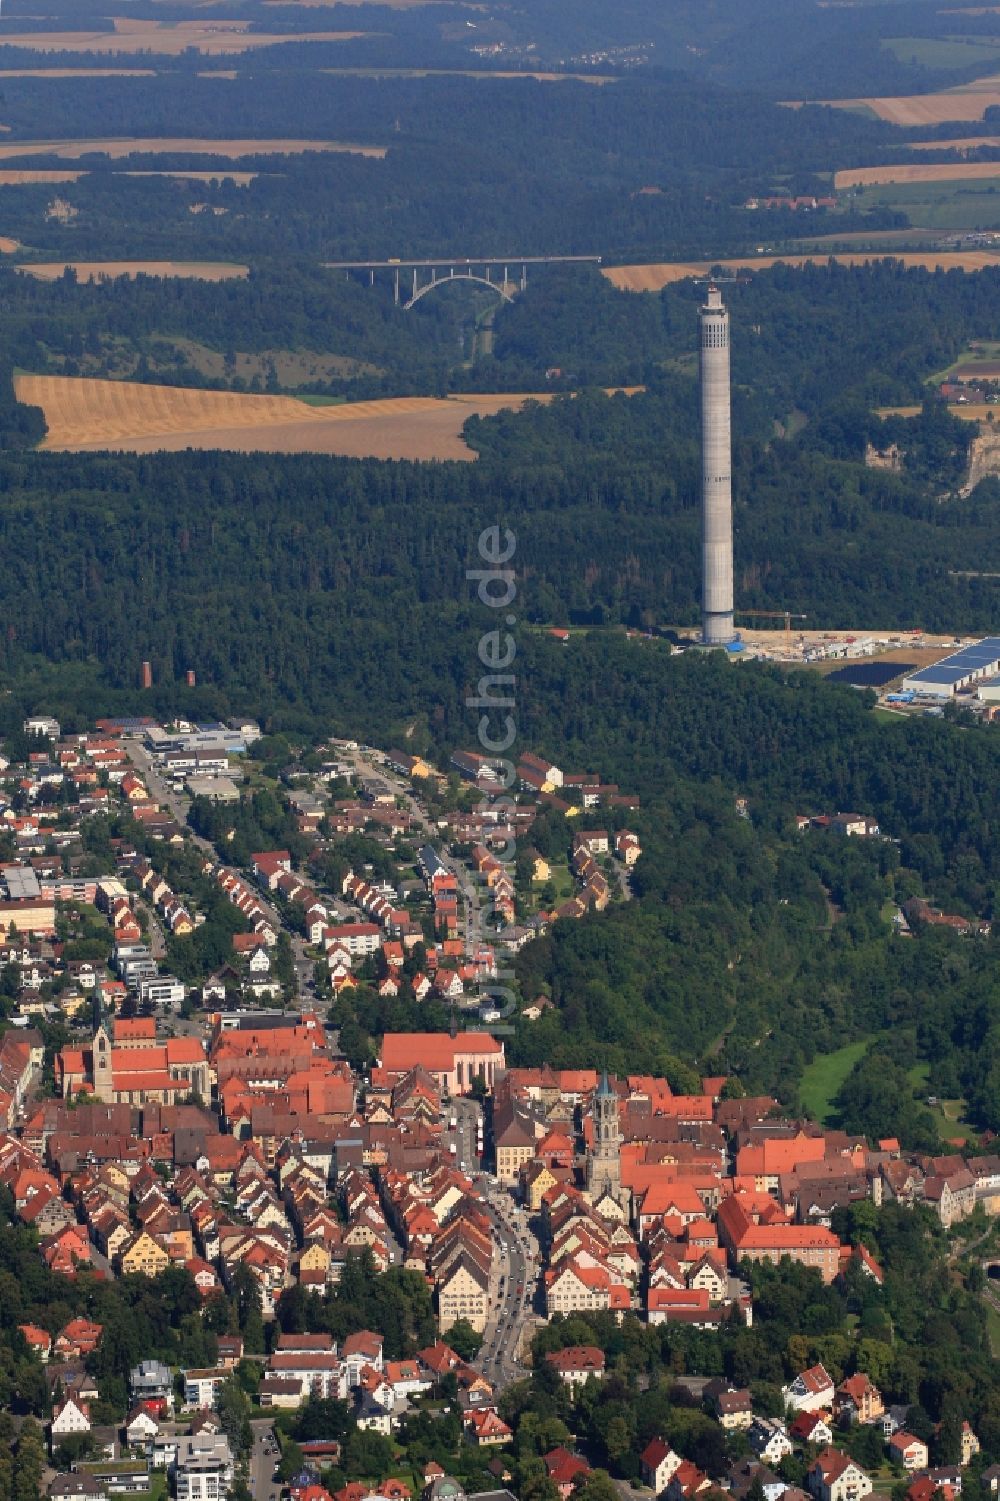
604 252 1000 291
16 376 566 460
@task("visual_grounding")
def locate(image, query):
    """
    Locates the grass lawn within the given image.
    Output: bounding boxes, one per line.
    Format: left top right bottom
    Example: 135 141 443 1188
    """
851 176 1000 230
926 339 1000 384
799 1037 872 1123
907 1062 978 1143
546 860 576 900
296 393 347 406
881 34 1000 69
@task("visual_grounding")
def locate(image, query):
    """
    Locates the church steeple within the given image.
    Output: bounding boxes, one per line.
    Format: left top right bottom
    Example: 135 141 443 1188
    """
586 1070 624 1208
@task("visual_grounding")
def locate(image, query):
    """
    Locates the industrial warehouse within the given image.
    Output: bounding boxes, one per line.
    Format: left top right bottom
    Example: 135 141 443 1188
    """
901 639 1000 698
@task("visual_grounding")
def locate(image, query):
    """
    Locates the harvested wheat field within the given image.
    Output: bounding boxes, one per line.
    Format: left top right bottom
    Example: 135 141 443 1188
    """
0 68 156 77
0 19 371 54
605 252 1000 291
0 169 84 185
878 403 994 419
120 170 256 183
121 170 258 183
17 260 248 282
815 86 1000 125
16 376 568 460
321 65 615 82
906 135 1000 149
836 161 1000 186
0 137 384 161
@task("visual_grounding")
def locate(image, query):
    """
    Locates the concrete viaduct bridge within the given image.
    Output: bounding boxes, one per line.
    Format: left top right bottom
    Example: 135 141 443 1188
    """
325 254 603 308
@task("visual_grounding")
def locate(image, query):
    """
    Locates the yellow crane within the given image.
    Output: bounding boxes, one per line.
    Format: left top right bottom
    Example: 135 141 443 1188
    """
737 608 808 639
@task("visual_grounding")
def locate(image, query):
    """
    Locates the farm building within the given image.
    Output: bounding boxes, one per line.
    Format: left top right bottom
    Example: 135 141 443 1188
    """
901 638 1000 697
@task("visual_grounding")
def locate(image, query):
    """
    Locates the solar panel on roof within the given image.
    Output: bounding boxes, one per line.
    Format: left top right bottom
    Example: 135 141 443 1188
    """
907 665 968 683
905 638 1000 685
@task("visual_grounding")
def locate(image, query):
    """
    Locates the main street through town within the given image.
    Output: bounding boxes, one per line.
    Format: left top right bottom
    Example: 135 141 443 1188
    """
476 1183 539 1389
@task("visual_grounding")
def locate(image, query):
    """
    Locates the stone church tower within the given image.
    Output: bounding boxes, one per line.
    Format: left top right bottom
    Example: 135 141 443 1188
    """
92 1022 113 1103
586 1070 624 1206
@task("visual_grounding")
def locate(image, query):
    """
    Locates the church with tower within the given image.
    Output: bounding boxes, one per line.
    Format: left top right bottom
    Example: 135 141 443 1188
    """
585 1070 627 1214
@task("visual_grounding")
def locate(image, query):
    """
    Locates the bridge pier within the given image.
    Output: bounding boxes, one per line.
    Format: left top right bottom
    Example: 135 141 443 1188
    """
394 267 400 306
412 267 418 299
520 263 527 291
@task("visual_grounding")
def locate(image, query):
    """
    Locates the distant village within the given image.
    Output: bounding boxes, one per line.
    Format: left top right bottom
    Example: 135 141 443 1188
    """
0 713 993 1501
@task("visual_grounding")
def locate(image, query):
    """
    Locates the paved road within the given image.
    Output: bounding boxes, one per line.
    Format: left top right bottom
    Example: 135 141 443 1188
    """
451 1097 482 1173
476 1186 538 1388
249 1419 280 1501
134 893 167 959
124 741 216 857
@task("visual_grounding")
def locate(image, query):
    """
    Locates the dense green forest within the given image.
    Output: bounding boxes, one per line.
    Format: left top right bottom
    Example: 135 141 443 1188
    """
0 65 908 263
0 256 993 410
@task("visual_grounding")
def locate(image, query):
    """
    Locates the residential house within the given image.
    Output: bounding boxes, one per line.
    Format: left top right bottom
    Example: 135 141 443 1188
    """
544 1346 606 1392
889 1435 929 1473
783 1364 835 1414
834 1375 884 1427
543 1447 590 1498
749 1418 793 1466
807 1451 873 1501
641 1438 683 1495
50 1397 91 1443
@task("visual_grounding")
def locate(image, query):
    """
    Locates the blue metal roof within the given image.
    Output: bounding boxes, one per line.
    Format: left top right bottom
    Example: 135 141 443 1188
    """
905 638 1000 684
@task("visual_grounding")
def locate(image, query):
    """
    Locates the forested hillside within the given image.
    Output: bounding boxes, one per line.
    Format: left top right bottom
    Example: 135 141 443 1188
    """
0 65 905 262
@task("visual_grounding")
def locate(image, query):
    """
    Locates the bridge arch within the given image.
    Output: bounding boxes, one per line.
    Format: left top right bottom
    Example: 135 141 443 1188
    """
405 272 516 310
